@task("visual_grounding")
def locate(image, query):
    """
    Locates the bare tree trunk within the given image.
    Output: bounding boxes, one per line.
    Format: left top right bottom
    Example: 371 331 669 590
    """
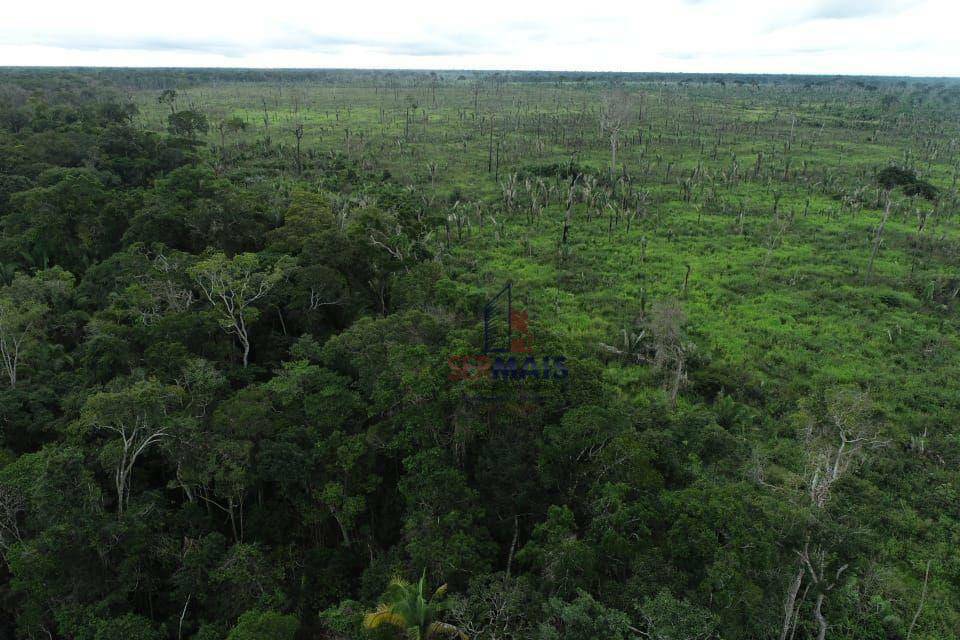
115 465 127 517
228 497 239 543
866 196 892 284
240 334 250 368
335 515 352 547
813 593 827 640
294 123 304 175
907 560 932 640
178 594 191 640
669 352 684 408
780 560 806 640
790 583 811 640
506 516 519 578
0 331 24 389
610 132 618 183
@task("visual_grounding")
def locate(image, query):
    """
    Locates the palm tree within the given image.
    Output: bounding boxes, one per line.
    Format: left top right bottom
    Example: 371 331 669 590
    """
363 572 468 639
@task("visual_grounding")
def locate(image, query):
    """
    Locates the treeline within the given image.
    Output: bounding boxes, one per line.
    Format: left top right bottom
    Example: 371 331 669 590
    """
4 67 959 92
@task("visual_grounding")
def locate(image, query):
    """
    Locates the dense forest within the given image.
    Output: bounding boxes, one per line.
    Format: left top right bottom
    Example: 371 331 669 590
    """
0 68 959 639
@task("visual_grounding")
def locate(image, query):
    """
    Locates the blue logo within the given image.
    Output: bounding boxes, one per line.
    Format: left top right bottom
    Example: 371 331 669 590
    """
449 282 568 382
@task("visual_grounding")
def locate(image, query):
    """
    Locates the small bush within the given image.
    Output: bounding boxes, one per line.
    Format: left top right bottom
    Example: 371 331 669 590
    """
877 165 939 201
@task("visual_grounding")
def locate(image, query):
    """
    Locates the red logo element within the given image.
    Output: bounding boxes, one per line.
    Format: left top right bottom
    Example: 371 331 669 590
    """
451 290 548 384
509 310 533 353
447 354 491 381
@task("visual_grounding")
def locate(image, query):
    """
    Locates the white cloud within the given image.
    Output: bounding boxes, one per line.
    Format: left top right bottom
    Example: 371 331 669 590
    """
0 0 956 76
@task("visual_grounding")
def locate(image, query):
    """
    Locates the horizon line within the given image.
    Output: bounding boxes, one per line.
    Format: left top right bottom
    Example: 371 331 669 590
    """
0 65 958 81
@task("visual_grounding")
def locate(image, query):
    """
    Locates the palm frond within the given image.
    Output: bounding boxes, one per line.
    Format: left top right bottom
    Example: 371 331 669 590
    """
383 575 412 601
363 605 407 631
388 575 412 590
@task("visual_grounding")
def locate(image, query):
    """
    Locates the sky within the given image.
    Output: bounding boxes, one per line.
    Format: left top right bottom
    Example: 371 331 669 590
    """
0 0 957 76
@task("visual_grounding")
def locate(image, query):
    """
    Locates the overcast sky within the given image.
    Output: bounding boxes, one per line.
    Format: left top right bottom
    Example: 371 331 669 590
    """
0 0 957 76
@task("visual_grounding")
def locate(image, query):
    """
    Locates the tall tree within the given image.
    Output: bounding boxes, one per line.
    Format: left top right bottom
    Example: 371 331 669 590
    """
78 380 184 517
600 90 632 183
189 253 292 367
0 268 73 388
779 388 886 640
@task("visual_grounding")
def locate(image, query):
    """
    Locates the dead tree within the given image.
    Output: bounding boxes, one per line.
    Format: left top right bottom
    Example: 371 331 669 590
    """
293 123 304 175
778 388 887 640
866 195 893 284
647 299 693 409
600 90 632 184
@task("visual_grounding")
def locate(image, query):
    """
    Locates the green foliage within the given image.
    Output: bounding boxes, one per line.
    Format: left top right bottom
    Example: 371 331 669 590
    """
363 573 466 640
169 109 210 139
516 506 597 598
188 251 293 366
537 590 633 640
877 165 939 200
2 169 122 270
0 68 958 640
94 614 163 640
318 600 367 639
227 610 298 640
636 590 719 640
0 266 74 387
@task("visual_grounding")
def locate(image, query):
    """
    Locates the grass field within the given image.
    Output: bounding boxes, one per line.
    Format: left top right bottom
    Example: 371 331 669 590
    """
132 77 960 424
